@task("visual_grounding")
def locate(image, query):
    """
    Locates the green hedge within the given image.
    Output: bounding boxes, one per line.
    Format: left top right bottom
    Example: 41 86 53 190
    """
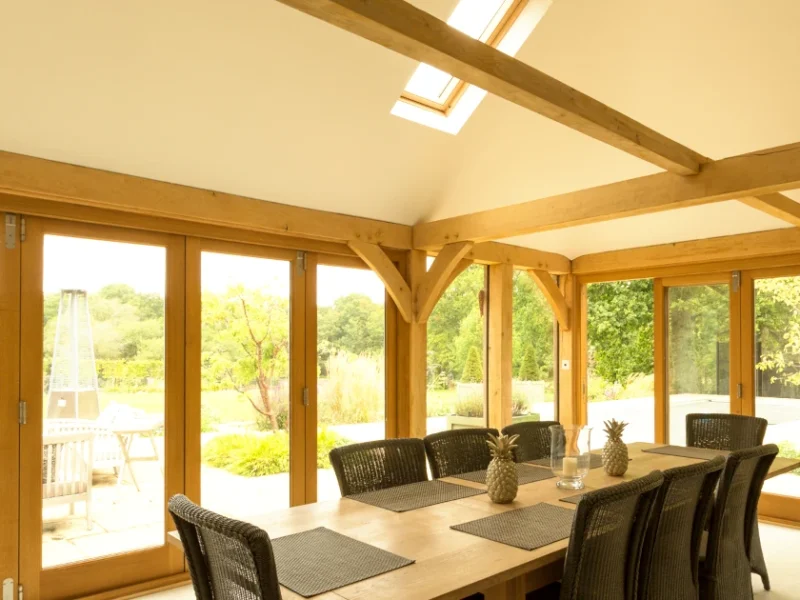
202 429 352 477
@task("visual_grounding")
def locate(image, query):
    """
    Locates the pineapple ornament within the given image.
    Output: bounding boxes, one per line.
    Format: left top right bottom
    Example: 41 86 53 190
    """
602 419 629 476
486 433 520 503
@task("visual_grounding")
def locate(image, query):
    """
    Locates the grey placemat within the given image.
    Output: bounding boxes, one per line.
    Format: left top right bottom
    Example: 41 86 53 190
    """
272 527 414 597
558 493 584 505
642 445 730 460
348 480 485 512
451 503 575 551
452 463 556 485
527 454 605 470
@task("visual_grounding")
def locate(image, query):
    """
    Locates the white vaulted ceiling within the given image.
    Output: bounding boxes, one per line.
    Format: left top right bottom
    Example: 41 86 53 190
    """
1 0 799 257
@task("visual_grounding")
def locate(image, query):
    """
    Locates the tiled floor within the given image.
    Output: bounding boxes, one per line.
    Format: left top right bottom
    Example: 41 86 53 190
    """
139 521 800 599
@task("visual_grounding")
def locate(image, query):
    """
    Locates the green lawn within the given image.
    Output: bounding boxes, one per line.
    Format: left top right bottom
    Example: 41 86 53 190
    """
92 389 255 422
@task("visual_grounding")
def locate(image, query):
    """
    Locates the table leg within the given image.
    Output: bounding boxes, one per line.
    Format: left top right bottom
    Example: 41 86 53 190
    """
149 434 163 474
481 575 526 600
117 434 141 492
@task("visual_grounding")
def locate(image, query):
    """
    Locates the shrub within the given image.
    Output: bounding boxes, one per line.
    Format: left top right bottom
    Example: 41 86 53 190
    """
452 392 484 417
778 441 800 475
517 344 540 381
461 346 484 383
318 352 384 425
202 429 353 477
511 390 530 416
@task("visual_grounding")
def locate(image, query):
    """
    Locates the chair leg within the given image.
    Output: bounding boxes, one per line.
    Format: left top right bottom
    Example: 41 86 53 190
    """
750 520 770 591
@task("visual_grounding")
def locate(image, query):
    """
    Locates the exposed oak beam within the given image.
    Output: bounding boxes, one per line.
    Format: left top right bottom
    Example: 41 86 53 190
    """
348 241 413 322
526 270 570 331
0 151 412 249
571 227 800 276
465 242 570 274
276 0 704 174
739 193 800 228
415 241 474 323
413 142 800 248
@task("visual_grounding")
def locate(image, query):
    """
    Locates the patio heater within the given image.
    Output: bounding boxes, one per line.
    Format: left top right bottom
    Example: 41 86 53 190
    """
47 289 101 420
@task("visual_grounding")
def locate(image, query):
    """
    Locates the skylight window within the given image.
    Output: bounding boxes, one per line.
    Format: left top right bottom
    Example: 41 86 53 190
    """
392 0 553 134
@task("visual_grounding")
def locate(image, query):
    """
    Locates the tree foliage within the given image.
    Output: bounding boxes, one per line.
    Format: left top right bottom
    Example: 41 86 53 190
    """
461 346 484 383
517 343 540 381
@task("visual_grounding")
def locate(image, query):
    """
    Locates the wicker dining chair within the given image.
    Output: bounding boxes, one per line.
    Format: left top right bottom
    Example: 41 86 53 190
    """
699 444 778 600
540 471 664 600
169 494 282 600
501 421 558 463
685 413 771 589
329 438 428 496
637 457 725 600
423 428 500 479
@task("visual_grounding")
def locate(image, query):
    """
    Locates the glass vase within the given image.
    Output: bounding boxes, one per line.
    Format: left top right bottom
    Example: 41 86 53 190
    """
549 424 592 490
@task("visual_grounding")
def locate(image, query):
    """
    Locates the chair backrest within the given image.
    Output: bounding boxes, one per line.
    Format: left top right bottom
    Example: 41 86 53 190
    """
700 445 777 600
423 428 500 479
638 457 725 600
685 413 767 451
42 432 94 498
501 421 558 462
559 471 664 600
329 439 428 496
168 495 282 600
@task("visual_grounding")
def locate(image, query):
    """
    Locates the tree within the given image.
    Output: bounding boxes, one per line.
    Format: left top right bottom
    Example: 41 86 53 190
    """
317 293 384 370
461 346 484 383
518 343 540 381
512 272 554 381
202 286 289 432
587 279 654 386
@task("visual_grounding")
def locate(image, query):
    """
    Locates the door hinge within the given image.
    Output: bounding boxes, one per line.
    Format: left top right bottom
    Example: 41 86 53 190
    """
18 401 27 425
17 583 22 600
20 217 26 242
296 251 307 275
2 579 13 600
737 383 743 400
4 214 15 249
732 271 741 293
302 387 310 407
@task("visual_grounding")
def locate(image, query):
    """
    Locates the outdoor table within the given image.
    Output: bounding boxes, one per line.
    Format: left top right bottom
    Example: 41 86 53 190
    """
111 419 163 491
167 442 800 600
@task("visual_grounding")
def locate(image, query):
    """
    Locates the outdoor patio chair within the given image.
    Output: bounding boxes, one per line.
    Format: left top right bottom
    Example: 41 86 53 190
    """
685 413 771 588
42 432 94 529
638 457 725 600
169 494 281 600
699 444 777 600
423 428 500 479
502 421 558 462
537 471 663 600
329 438 428 496
44 417 123 473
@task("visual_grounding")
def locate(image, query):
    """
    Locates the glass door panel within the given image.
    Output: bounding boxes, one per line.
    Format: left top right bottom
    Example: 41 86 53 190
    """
316 264 386 501
754 277 800 500
41 235 167 567
667 284 731 444
426 263 487 435
586 279 655 445
199 251 292 517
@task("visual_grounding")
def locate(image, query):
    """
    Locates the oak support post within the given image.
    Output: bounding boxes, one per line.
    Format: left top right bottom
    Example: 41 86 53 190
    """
558 275 583 426
488 263 513 430
399 250 428 438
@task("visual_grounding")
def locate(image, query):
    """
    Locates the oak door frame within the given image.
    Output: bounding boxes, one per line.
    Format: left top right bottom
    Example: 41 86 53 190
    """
0 214 21 595
19 217 186 600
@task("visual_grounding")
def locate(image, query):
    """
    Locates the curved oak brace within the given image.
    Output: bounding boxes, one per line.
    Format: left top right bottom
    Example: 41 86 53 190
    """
348 240 413 323
415 241 474 323
527 269 570 331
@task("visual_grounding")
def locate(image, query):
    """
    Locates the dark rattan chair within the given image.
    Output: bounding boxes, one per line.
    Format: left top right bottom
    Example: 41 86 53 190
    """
502 421 558 463
699 444 778 600
329 438 428 496
638 457 725 600
169 494 282 600
423 428 500 479
686 413 767 451
538 471 664 600
686 413 771 588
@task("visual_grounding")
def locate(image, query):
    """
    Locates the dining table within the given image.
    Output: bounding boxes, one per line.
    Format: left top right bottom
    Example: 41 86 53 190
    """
167 442 800 600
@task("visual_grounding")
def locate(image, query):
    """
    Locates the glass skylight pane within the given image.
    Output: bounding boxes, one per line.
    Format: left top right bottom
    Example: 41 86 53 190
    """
402 0 514 104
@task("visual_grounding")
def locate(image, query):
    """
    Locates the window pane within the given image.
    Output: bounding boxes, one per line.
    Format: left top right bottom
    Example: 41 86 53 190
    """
426 264 486 435
668 284 730 445
199 252 291 518
42 235 166 567
317 265 386 502
755 277 800 499
512 271 556 425
587 280 655 446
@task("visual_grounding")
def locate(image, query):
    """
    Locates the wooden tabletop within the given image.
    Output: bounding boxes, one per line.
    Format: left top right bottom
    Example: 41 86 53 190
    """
167 442 800 600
